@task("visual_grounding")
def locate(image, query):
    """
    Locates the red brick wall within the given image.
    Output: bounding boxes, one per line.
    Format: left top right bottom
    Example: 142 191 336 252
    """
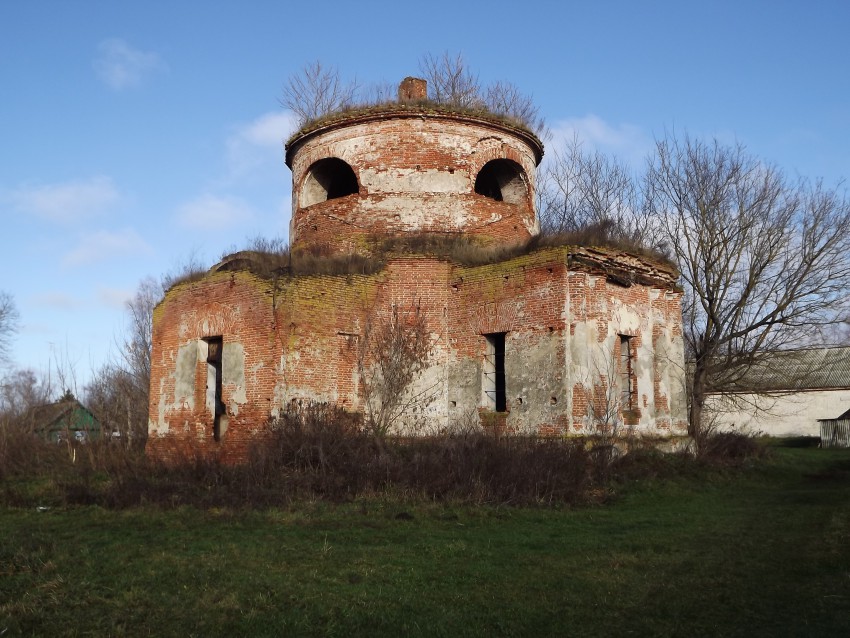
148 247 686 463
287 113 541 256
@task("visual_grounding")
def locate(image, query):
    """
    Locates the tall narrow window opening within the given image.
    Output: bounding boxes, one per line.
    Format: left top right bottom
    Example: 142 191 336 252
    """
483 333 507 412
619 335 636 412
205 336 225 441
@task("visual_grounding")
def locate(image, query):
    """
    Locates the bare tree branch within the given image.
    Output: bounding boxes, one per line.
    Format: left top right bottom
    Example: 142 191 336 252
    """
0 292 19 367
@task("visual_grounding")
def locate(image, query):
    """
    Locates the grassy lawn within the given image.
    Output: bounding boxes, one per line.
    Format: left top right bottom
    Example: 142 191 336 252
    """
2 446 849 637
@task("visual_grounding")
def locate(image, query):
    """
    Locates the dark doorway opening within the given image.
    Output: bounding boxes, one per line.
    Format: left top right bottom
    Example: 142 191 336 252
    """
205 336 225 441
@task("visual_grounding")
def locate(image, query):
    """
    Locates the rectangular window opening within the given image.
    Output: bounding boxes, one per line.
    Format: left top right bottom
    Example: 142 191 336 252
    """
483 332 507 413
619 334 636 412
205 336 225 441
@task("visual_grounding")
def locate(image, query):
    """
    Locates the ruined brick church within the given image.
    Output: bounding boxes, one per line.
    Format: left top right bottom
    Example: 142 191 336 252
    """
147 78 688 461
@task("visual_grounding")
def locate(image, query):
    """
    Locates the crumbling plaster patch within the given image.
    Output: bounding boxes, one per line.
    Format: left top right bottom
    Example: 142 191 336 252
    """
223 342 247 415
174 341 198 410
359 167 469 194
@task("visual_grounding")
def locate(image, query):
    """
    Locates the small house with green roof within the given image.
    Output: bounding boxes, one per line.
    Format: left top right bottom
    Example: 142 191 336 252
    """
30 395 102 443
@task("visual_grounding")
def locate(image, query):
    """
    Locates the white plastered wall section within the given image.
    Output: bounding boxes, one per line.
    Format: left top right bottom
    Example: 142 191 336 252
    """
149 337 248 438
565 274 687 434
706 389 850 437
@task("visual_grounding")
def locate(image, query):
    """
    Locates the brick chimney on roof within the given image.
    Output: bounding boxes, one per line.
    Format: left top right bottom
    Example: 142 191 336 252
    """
398 77 427 103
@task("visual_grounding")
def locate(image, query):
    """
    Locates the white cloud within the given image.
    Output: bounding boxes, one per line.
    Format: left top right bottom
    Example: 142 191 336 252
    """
176 194 256 231
240 111 298 146
94 38 165 90
97 287 133 309
30 292 82 310
549 114 652 168
63 228 153 267
225 111 297 178
5 176 120 223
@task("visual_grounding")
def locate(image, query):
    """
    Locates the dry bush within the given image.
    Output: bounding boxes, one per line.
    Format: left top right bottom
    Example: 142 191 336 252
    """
0 421 67 482
7 403 751 509
160 253 208 291
397 435 592 505
698 431 768 463
535 228 671 263
216 236 291 278
378 231 669 266
246 402 371 502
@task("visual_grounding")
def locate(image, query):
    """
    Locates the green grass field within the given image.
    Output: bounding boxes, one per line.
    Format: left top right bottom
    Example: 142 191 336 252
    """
2 446 849 637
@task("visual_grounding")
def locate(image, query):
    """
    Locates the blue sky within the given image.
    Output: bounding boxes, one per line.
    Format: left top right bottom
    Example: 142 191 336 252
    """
2 0 849 387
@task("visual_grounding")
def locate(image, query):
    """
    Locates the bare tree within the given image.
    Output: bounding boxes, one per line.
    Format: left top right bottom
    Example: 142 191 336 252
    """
280 60 359 126
645 134 850 444
85 277 158 446
418 51 481 108
0 292 18 367
358 302 434 438
0 367 53 426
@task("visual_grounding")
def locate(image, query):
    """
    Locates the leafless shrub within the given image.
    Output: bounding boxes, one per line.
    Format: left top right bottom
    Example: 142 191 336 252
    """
0 420 65 482
280 60 360 126
697 432 767 463
2 412 762 509
359 303 435 438
484 80 548 139
160 252 208 291
400 435 593 505
418 51 481 108
266 402 362 474
362 80 397 104
280 55 544 137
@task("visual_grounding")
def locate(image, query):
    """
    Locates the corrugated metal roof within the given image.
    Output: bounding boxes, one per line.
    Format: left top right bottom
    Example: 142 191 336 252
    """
737 346 850 391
